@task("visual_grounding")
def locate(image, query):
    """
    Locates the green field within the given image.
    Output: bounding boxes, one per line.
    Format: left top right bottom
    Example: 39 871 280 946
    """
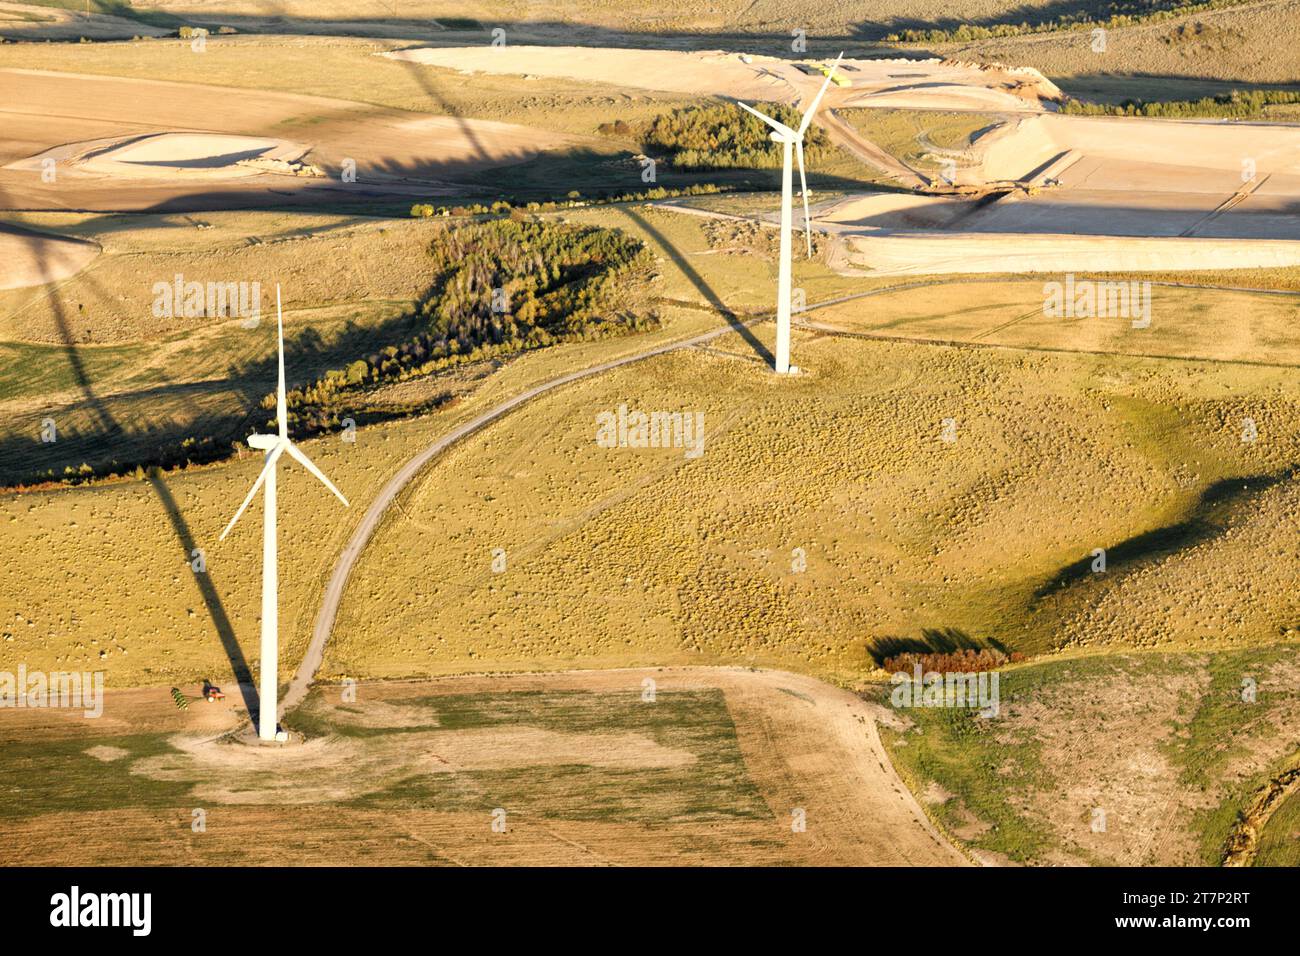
1 687 766 825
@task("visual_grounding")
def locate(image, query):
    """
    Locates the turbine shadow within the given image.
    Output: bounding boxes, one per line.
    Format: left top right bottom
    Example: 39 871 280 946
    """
0 177 262 730
621 204 775 368
147 468 260 720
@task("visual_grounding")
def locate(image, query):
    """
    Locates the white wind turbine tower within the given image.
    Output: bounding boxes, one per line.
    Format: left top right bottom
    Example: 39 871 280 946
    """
221 286 349 741
738 52 843 374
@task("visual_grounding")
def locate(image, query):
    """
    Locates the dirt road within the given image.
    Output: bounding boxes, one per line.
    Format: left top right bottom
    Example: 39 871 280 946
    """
283 318 769 718
822 108 930 188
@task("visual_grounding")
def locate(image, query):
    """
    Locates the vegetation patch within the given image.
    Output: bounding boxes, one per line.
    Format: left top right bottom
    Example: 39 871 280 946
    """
885 0 1256 43
879 648 1300 865
607 102 834 172
1062 87 1300 118
282 219 656 436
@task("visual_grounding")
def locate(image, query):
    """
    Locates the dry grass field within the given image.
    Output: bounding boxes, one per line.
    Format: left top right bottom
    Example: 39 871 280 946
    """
323 284 1300 687
950 0 1300 90
3 12 1299 869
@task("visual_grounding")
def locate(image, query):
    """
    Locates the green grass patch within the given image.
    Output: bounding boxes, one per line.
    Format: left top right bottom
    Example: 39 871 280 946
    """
298 687 770 824
1254 788 1300 866
0 733 190 819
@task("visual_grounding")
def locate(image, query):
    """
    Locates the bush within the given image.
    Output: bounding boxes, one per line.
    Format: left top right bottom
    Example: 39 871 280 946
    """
882 648 1025 674
640 101 834 171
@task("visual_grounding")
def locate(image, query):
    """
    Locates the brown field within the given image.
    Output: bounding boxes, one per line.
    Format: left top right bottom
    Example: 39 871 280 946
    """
2 668 966 866
0 64 597 212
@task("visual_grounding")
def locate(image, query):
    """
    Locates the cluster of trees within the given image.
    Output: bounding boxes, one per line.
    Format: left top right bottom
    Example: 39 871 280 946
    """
885 0 1249 42
283 220 656 433
638 102 834 170
881 648 1024 674
1062 88 1300 118
409 182 725 220
23 222 655 489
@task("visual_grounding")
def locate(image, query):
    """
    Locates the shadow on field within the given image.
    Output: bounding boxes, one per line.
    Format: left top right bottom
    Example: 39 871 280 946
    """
620 205 775 368
869 627 1009 665
0 179 266 728
148 469 260 720
1032 469 1294 600
0 6 925 47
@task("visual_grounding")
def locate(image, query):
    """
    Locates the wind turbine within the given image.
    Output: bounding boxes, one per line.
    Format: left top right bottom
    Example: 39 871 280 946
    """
220 286 349 741
738 52 843 374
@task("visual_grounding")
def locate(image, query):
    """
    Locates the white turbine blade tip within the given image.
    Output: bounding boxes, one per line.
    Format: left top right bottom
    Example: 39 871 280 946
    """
799 52 844 135
285 441 349 507
738 101 796 138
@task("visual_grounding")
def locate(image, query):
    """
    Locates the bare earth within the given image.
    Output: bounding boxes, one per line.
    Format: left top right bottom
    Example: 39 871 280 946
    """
0 67 589 211
1 668 968 866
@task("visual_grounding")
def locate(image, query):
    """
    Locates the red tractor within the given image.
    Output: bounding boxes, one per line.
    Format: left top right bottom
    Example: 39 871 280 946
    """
202 681 225 702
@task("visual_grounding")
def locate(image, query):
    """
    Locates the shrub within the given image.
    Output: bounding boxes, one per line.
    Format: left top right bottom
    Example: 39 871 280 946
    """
640 101 834 171
881 648 1024 674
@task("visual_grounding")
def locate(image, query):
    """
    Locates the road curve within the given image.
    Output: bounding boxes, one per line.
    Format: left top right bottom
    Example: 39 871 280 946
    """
283 275 1300 718
280 317 766 718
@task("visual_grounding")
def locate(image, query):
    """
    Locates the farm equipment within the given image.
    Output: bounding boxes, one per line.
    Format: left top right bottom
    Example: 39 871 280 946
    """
170 682 225 710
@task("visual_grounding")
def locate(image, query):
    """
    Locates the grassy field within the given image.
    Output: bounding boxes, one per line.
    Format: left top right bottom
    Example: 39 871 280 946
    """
1255 788 1300 865
951 0 1300 90
874 646 1300 866
316 275 1300 688
1 669 952 865
1 685 764 824
9 197 1300 692
837 109 1005 176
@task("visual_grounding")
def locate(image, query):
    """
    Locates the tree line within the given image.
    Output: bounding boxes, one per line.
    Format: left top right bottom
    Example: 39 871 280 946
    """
281 219 656 434
1061 88 1300 119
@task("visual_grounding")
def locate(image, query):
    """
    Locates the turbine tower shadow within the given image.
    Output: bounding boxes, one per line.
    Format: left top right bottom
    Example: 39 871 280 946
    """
621 205 776 368
148 470 260 718
0 180 261 728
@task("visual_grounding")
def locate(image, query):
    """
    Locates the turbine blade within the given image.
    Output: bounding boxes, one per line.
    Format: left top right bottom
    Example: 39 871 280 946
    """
738 101 796 139
219 445 282 541
284 440 349 507
796 139 813 258
276 285 287 440
798 52 844 136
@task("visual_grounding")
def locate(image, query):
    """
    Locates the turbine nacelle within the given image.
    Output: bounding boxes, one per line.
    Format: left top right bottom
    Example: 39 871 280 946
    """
220 286 350 543
738 52 843 262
